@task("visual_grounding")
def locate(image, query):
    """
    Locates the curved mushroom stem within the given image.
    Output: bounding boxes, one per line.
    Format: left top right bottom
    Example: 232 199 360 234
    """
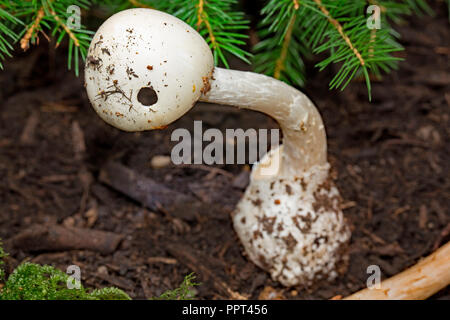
201 67 327 178
202 68 350 287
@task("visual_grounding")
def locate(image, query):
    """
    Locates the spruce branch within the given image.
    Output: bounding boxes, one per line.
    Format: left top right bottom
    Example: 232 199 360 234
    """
0 0 443 97
1 0 93 75
196 0 218 50
49 6 79 47
254 0 307 86
313 0 366 67
274 13 296 79
20 6 45 51
254 0 422 99
0 5 22 69
158 0 251 67
128 0 153 9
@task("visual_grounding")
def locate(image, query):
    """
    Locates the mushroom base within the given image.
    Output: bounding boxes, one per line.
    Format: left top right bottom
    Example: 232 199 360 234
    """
233 148 351 287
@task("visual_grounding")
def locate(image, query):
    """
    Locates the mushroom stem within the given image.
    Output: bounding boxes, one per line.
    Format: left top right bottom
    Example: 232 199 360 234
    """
201 67 327 177
345 241 450 300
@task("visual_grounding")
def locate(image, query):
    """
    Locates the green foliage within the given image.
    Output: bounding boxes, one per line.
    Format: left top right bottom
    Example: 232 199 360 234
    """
0 0 94 75
157 0 251 68
253 0 307 87
253 0 436 100
0 240 201 300
0 0 250 73
0 262 131 300
0 240 7 281
153 273 199 300
0 0 444 98
0 6 22 69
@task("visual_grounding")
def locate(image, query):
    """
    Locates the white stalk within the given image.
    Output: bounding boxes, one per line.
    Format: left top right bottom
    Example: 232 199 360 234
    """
203 69 350 286
201 68 327 177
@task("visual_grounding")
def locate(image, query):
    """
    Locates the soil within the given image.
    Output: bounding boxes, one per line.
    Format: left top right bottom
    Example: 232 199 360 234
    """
0 3 449 300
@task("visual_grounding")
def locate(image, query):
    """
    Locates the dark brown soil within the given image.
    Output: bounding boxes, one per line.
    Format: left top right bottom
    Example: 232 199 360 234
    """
0 3 448 300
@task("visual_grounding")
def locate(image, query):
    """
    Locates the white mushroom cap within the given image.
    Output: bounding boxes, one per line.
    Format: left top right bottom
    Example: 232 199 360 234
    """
233 146 351 287
85 8 214 131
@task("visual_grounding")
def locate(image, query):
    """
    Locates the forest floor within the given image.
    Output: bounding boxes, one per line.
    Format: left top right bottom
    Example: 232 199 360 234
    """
0 3 448 299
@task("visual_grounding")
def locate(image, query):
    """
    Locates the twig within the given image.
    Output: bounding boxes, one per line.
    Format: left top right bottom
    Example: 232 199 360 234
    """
274 0 300 79
20 6 45 51
274 14 296 79
99 161 217 221
7 224 124 254
196 0 217 49
345 242 450 300
129 0 153 9
49 8 79 47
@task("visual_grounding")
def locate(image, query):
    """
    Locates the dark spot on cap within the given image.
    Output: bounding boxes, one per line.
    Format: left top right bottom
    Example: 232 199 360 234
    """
137 87 158 106
285 184 292 195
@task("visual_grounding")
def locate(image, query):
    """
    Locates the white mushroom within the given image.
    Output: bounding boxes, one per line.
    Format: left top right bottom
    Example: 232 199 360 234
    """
85 8 351 287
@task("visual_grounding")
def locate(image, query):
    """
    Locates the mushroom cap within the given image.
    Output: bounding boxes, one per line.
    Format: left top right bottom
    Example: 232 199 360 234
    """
85 8 214 132
233 147 351 287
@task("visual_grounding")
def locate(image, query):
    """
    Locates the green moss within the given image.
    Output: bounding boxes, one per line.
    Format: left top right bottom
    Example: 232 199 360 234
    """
0 241 6 282
153 273 199 300
0 262 131 300
0 240 197 300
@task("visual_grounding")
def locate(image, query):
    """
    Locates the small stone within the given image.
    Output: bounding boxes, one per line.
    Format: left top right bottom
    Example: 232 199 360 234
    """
150 155 172 169
258 286 285 300
63 217 75 228
97 265 108 275
417 125 441 145
85 207 98 228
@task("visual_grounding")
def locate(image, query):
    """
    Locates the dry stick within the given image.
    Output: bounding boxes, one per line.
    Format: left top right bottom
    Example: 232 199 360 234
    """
8 224 123 255
99 161 226 221
345 241 450 300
